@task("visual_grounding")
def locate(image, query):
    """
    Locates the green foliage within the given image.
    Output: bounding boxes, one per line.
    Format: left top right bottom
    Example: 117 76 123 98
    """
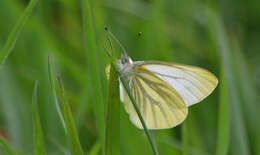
0 0 259 155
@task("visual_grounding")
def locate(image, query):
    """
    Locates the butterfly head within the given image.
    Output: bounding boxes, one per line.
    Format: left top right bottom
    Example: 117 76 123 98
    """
117 53 133 75
120 53 133 64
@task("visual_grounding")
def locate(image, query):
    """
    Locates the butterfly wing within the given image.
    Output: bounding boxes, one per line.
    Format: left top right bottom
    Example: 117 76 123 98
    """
120 66 188 129
137 61 218 107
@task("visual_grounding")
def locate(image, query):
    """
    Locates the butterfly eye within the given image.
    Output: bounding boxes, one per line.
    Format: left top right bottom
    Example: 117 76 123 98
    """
121 54 129 64
121 58 127 64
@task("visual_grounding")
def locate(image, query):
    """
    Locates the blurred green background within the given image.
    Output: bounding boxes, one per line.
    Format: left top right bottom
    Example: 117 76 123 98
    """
0 0 259 154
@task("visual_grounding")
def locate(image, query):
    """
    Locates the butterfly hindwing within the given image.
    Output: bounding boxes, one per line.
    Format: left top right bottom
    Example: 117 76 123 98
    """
120 66 188 129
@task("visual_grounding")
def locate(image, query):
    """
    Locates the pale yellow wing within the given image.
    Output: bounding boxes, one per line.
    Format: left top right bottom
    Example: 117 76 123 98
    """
120 66 188 130
139 61 218 106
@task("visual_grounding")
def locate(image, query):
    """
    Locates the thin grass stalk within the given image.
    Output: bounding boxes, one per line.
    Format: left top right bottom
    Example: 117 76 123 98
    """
0 137 14 155
119 73 159 155
106 58 160 155
57 78 84 155
32 80 45 155
0 0 38 69
109 62 159 155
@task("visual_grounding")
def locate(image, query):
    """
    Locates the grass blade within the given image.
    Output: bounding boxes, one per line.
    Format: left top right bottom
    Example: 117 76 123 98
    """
32 80 45 155
0 0 38 69
81 0 105 152
182 122 188 155
0 137 14 155
57 78 84 155
105 63 120 155
216 70 229 155
232 41 259 154
48 56 66 132
206 7 250 154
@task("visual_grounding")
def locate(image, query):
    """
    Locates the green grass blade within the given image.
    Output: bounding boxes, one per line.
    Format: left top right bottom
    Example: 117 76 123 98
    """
32 80 45 155
0 137 14 155
232 41 259 154
0 0 38 69
182 122 188 155
206 7 250 155
105 63 120 155
216 70 229 155
48 56 66 132
81 0 105 152
57 78 84 155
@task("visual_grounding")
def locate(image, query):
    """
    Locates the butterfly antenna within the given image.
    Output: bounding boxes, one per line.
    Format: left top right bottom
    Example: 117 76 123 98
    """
104 26 127 54
105 32 113 51
102 45 111 58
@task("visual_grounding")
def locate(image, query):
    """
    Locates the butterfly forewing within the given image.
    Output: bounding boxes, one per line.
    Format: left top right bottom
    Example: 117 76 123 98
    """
121 66 188 129
139 61 218 106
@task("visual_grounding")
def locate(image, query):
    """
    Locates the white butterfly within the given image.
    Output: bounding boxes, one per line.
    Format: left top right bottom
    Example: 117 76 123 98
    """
107 53 218 130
